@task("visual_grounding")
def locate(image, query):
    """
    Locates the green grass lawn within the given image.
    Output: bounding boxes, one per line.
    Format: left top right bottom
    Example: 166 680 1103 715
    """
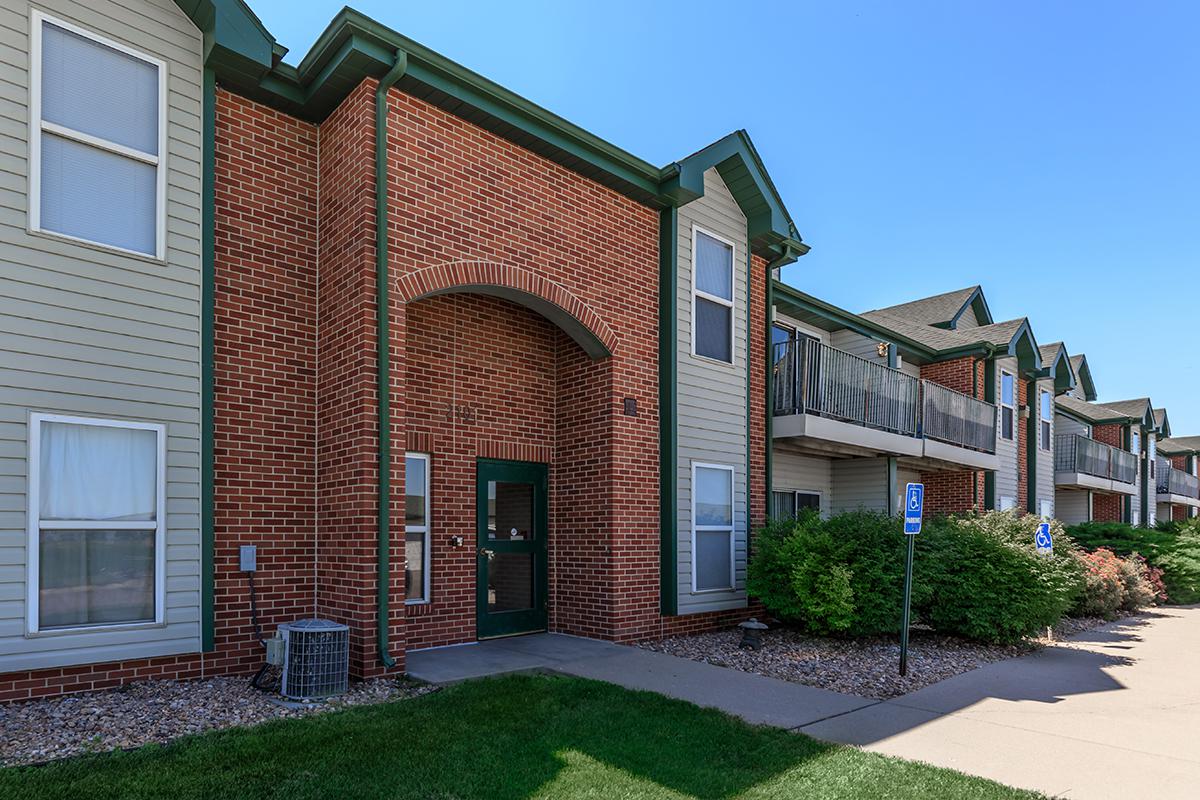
1 674 1040 800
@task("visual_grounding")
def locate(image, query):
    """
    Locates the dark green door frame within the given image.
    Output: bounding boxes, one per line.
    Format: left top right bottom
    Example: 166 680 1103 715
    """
476 459 549 639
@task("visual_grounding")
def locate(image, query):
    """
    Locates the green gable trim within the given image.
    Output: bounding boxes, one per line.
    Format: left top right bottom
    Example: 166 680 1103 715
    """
1036 344 1076 395
1073 355 1099 402
1002 319 1043 375
666 132 808 263
936 285 993 330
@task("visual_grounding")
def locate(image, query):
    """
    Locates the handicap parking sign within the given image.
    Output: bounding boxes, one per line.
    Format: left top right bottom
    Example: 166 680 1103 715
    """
1035 522 1053 555
903 483 924 535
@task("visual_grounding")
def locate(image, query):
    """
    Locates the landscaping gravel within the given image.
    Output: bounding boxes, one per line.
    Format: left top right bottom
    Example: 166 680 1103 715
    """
0 675 436 767
636 616 1120 700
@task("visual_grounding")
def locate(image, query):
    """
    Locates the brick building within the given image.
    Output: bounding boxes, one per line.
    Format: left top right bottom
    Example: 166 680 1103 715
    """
0 0 811 701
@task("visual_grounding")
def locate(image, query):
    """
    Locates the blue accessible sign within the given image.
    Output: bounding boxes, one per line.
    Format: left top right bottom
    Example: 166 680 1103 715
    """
904 483 924 535
1035 522 1053 555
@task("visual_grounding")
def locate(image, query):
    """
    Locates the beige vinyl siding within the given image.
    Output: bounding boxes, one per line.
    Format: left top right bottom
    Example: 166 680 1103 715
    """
1056 413 1090 439
1056 489 1090 525
772 447 832 517
831 458 889 513
828 328 920 379
1035 379 1054 516
0 0 202 673
676 168 748 614
955 305 983 330
994 358 1019 507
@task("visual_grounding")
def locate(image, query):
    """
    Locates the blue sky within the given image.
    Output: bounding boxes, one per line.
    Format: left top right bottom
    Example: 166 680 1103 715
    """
250 1 1200 431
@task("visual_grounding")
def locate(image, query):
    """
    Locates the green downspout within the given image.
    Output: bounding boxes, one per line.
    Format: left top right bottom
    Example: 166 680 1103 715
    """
983 357 997 510
1026 380 1038 514
886 344 898 517
200 67 215 652
375 51 408 669
658 208 678 616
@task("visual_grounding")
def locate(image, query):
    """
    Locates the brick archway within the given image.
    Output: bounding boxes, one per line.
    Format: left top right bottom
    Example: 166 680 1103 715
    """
397 262 618 359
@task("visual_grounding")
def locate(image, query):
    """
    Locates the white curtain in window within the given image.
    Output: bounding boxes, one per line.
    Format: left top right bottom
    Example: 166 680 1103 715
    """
41 21 159 154
695 232 732 300
40 422 157 521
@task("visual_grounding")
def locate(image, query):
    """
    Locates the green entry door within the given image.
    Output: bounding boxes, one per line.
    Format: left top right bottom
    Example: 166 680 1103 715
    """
476 459 548 639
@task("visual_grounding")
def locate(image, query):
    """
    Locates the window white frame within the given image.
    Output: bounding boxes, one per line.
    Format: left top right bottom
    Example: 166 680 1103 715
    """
28 10 168 260
999 370 1016 441
1039 389 1052 451
690 224 737 365
404 452 431 605
1131 429 1141 457
691 462 736 593
26 412 167 635
1148 436 1157 480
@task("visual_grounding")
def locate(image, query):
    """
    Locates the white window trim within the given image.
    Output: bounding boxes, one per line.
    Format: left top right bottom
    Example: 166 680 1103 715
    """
28 10 168 261
691 461 736 594
405 452 431 605
999 369 1016 441
1039 389 1052 451
690 224 737 366
26 412 167 636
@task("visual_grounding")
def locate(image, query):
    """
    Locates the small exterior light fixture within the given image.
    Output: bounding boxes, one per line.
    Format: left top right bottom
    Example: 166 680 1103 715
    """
738 617 769 650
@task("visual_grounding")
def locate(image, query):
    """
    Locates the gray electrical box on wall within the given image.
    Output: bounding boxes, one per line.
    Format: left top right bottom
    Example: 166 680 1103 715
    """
240 545 257 572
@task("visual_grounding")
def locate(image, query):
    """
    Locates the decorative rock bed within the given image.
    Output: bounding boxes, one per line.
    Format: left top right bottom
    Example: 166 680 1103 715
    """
637 616 1116 700
0 675 435 767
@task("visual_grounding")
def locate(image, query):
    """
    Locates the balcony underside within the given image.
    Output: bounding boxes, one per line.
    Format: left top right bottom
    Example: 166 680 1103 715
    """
1157 492 1200 508
1055 472 1137 495
773 412 998 470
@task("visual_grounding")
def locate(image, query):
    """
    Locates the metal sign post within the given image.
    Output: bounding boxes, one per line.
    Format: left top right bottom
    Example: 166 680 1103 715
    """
900 483 924 677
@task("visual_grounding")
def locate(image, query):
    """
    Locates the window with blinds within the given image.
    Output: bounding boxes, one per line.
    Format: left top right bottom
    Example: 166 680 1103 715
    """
31 12 165 257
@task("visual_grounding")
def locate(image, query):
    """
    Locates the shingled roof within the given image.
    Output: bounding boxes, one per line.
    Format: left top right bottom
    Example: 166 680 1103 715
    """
1055 395 1132 424
862 286 982 328
1160 436 1200 455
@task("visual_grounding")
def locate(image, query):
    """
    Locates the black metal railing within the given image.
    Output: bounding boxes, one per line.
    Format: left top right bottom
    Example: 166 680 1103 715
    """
772 337 920 437
921 379 998 454
1157 458 1200 498
1055 433 1138 484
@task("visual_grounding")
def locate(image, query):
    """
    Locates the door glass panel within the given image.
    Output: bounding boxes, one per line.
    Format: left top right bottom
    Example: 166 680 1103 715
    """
487 481 534 541
487 552 534 612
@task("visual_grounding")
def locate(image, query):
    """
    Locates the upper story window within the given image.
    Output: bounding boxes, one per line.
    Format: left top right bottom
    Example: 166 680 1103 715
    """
1132 429 1141 456
1148 436 1157 479
999 370 1015 440
1039 390 1052 451
28 413 165 633
30 12 165 258
692 227 735 364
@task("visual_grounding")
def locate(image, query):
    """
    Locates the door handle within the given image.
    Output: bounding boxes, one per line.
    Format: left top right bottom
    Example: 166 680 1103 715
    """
478 547 495 559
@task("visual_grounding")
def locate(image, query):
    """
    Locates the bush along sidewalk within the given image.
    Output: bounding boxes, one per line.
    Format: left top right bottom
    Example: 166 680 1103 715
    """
1066 520 1200 604
748 509 1159 646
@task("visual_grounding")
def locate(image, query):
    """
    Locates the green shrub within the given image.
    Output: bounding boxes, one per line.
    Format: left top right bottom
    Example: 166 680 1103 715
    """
914 511 1084 643
1065 520 1200 604
747 510 905 636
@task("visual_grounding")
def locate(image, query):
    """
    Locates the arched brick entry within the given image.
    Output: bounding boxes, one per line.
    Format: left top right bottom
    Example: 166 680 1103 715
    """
397 261 618 359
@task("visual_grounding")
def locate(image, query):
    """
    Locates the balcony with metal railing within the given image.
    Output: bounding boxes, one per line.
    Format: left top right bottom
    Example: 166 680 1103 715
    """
1156 457 1200 506
771 335 999 468
1054 433 1138 494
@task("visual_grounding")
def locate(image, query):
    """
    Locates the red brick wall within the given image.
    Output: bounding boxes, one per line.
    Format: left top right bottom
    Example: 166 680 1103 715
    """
919 356 986 514
1091 424 1125 522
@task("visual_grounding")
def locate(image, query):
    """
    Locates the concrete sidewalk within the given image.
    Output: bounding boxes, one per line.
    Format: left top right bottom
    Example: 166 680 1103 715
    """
407 632 877 729
801 607 1200 799
409 607 1200 799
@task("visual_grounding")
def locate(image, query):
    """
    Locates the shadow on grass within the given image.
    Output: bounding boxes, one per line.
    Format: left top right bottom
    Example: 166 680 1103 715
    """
0 675 1036 800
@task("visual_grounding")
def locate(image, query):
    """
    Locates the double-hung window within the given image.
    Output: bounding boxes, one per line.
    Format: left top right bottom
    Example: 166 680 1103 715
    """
30 11 166 258
28 414 165 633
1148 436 1156 480
770 490 821 520
692 463 734 592
1039 390 1052 451
692 228 735 363
1000 370 1015 440
404 453 431 603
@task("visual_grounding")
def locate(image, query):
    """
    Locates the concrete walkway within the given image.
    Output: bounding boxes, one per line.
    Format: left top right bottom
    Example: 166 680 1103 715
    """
407 632 876 729
803 607 1200 799
408 607 1200 799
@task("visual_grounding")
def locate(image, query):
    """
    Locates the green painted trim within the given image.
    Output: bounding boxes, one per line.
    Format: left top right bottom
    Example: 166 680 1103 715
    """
1073 355 1099 402
983 358 997 511
1026 379 1038 514
944 286 993 330
375 51 407 670
765 273 774 531
658 207 678 616
200 67 216 652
